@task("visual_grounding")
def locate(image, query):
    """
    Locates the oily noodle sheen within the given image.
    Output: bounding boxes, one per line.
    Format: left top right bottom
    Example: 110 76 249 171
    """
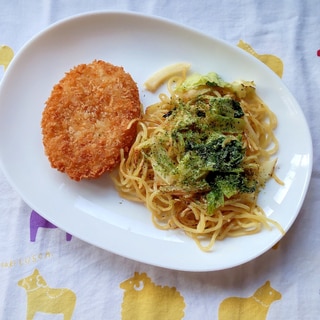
112 74 284 252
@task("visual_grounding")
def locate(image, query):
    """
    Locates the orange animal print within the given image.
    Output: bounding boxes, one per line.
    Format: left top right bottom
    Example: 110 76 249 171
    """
120 272 185 320
218 281 281 320
18 269 76 320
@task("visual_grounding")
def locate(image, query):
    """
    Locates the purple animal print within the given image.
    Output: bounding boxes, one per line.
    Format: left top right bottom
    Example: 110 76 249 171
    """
30 210 72 242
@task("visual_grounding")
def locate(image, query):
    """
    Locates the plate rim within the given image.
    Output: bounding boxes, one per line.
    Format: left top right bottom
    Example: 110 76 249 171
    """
0 10 313 272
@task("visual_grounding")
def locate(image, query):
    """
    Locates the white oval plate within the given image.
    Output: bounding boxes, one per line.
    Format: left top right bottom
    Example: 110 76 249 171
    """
0 11 312 271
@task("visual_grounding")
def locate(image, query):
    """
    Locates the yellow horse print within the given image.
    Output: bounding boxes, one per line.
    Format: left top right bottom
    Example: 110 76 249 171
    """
18 268 76 320
218 280 282 320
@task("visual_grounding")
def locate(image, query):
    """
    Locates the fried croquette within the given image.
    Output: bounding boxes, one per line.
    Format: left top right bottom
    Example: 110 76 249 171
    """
41 60 141 181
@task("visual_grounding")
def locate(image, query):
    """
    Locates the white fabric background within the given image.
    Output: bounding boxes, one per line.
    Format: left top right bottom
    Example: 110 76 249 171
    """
0 1 319 319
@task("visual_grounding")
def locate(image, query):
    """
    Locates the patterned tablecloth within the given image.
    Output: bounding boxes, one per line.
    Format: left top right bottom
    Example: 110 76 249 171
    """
0 1 319 319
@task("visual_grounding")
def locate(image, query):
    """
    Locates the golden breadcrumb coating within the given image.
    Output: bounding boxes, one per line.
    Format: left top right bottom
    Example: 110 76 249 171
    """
41 60 141 181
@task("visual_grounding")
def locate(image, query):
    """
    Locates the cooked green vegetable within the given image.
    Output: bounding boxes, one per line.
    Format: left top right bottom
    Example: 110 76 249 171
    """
140 72 259 215
177 72 227 90
176 71 256 99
